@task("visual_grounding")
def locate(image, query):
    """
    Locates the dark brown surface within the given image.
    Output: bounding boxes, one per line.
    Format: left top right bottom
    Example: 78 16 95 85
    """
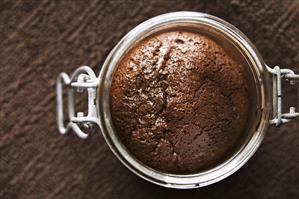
0 0 298 198
110 31 249 173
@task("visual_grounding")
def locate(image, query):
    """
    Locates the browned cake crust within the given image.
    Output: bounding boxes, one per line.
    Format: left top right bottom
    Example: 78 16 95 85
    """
110 31 249 173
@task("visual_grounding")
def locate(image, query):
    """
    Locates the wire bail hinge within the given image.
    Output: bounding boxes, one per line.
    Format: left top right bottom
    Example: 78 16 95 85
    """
267 65 299 126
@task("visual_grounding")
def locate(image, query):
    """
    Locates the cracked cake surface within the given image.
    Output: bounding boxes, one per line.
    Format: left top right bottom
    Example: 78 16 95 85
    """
110 31 249 173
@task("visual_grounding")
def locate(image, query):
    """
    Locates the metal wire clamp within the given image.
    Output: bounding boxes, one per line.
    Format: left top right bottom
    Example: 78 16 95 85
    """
56 66 99 139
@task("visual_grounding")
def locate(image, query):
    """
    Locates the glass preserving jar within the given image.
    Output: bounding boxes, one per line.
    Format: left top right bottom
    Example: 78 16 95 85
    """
56 12 299 189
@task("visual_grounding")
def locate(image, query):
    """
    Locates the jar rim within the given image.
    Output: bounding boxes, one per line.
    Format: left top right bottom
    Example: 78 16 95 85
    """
96 11 271 188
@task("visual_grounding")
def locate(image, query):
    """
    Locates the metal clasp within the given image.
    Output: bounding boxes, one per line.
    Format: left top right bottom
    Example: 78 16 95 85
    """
56 66 99 139
267 65 299 126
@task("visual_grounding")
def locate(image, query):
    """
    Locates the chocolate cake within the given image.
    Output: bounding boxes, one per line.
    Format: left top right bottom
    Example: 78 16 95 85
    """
110 31 249 173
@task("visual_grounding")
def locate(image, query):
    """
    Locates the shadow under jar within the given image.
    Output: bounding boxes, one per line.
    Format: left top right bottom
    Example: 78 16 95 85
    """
56 12 299 189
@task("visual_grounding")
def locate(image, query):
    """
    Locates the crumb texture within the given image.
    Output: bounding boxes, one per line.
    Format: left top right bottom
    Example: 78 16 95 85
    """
110 31 249 173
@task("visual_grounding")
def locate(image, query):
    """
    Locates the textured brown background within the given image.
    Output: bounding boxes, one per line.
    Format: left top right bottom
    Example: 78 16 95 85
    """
0 0 298 199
